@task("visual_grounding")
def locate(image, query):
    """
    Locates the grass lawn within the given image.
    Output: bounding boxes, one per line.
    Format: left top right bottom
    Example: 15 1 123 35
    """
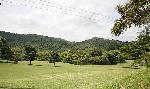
0 60 149 89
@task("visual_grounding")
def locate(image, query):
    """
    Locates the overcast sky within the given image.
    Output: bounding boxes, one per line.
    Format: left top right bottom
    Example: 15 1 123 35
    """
0 0 140 42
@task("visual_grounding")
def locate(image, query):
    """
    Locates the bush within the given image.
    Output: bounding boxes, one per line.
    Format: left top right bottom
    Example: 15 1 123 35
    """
89 56 110 65
102 50 126 65
90 49 102 57
137 52 150 67
36 51 51 61
60 50 73 63
117 53 126 63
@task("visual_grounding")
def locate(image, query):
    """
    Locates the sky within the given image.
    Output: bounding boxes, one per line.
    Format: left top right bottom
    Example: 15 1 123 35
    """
0 0 140 42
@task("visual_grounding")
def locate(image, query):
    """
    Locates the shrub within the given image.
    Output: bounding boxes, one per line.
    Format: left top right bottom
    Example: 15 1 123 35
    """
89 56 110 65
104 50 126 65
37 51 51 61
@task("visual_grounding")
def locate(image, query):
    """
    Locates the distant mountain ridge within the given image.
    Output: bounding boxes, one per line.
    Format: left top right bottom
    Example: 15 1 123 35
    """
0 31 125 51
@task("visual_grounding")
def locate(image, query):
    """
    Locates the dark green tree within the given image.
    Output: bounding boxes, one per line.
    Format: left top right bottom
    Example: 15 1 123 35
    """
25 45 36 65
0 37 13 62
90 49 102 57
50 52 60 66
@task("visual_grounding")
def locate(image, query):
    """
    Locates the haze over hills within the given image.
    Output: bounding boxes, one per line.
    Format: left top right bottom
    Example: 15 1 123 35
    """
0 31 125 51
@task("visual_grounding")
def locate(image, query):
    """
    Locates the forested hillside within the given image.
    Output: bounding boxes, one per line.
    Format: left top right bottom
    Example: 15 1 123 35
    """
0 31 125 51
74 37 124 50
0 31 72 51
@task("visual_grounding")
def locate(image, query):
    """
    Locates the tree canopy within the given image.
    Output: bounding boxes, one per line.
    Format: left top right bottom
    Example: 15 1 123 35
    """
112 0 150 36
25 45 37 65
0 37 13 62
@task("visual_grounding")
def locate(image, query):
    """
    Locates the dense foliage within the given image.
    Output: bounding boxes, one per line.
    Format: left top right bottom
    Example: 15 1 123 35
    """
0 30 149 66
0 31 125 51
0 31 72 51
72 37 124 50
49 52 60 66
0 31 127 65
60 49 126 65
0 36 13 62
111 0 150 67
25 45 37 65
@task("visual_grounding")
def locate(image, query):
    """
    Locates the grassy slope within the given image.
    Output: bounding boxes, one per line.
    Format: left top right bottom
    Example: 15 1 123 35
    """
0 61 149 89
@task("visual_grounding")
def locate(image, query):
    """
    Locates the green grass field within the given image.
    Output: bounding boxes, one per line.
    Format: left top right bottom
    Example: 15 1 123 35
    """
0 60 149 89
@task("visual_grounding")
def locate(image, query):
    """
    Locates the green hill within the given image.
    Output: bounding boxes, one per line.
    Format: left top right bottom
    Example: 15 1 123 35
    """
0 31 72 51
74 37 124 50
0 31 125 51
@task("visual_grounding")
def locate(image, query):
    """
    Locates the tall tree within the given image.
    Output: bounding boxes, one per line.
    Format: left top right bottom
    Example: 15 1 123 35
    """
0 37 13 62
137 25 150 67
25 45 36 65
112 0 150 35
112 0 150 67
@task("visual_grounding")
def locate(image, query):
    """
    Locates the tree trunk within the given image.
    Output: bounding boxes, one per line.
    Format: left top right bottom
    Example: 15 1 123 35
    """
29 59 32 65
54 62 55 66
145 59 148 68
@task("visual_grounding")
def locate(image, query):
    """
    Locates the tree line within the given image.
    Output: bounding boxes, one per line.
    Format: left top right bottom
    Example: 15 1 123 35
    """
0 34 126 65
0 32 149 67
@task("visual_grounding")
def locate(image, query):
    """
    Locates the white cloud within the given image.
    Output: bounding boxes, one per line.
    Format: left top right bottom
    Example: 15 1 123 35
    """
0 0 138 42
